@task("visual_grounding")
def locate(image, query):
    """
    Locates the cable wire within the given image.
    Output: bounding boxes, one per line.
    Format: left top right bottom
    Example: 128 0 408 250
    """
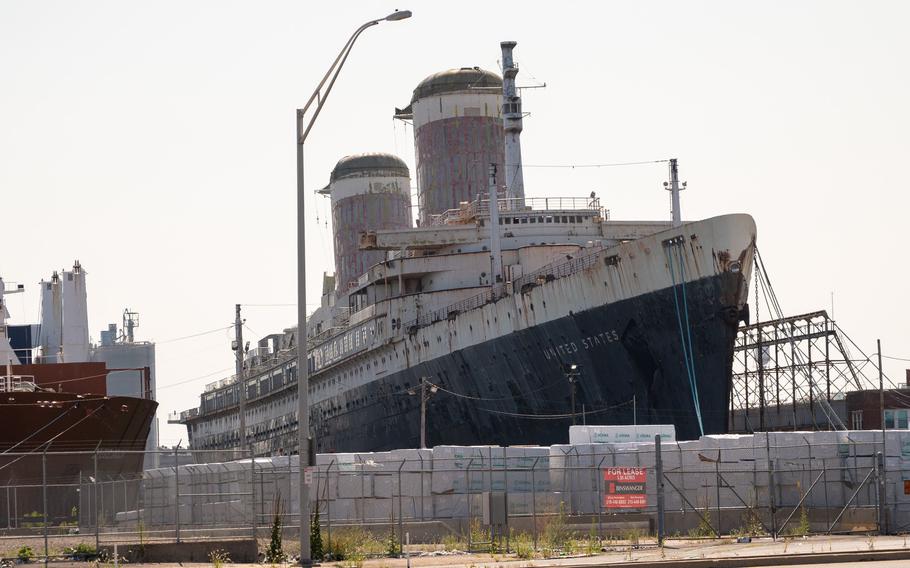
156 325 234 345
523 159 669 169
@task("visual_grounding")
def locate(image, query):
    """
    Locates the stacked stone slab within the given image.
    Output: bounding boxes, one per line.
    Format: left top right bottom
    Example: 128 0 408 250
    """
116 431 910 531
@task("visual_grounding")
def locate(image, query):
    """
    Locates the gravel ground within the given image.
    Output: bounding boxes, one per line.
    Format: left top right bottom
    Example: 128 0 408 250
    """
1 534 910 567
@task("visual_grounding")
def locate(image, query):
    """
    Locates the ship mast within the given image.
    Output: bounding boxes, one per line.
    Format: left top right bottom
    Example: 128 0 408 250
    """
500 41 524 199
488 164 503 293
665 158 686 227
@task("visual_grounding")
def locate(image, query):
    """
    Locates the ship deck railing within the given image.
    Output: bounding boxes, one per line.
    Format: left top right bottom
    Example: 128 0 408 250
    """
430 195 608 226
0 375 38 393
402 244 606 332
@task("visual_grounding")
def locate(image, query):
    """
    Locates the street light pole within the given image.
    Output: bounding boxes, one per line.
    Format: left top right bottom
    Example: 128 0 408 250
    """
296 10 411 566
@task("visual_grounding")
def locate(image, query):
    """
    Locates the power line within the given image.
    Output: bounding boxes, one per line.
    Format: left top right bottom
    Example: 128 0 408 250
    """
523 159 669 169
477 398 634 420
421 378 565 403
157 367 234 391
156 324 233 345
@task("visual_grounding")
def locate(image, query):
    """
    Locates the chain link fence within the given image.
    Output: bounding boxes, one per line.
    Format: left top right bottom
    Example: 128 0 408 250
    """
3 431 910 560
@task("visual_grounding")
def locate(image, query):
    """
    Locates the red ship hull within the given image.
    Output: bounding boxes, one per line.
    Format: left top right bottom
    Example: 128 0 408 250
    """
0 363 157 527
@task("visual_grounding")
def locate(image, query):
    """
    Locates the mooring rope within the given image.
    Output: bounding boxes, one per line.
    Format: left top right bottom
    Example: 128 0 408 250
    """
667 242 705 436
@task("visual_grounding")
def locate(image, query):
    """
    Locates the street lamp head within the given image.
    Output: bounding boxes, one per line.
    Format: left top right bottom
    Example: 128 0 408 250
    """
384 9 412 21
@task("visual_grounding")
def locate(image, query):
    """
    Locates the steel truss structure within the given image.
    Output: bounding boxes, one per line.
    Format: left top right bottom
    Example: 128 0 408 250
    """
730 310 889 432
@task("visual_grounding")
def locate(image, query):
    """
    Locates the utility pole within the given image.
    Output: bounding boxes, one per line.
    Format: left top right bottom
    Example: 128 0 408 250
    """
233 304 246 449
879 338 886 437
415 377 437 449
878 338 887 533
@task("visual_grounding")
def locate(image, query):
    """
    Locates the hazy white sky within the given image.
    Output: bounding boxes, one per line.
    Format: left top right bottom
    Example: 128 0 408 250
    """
1 1 907 447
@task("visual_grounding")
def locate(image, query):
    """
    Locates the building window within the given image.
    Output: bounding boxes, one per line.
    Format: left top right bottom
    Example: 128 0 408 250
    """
851 410 863 430
884 408 910 429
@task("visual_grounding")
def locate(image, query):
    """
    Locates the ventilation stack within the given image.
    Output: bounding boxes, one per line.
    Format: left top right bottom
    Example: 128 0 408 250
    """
38 271 62 363
326 153 412 294
397 67 507 224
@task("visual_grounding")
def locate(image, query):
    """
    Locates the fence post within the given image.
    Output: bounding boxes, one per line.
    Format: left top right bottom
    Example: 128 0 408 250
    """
656 435 665 545
765 435 777 539
874 451 883 534
531 457 538 551
94 446 100 550
398 460 405 553
250 446 257 541
42 448 48 566
466 458 474 552
418 454 425 521
503 449 509 554
715 449 722 536
174 445 180 543
359 456 366 524
596 456 606 536
137 469 143 543
6 485 10 530
878 449 888 534
326 460 334 552
78 472 83 530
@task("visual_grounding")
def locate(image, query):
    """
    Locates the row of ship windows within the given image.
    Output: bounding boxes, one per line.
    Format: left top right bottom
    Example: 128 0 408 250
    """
309 349 398 393
196 396 295 433
486 215 588 226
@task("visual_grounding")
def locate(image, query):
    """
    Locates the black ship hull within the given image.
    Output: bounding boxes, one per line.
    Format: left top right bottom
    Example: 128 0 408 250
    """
314 270 746 452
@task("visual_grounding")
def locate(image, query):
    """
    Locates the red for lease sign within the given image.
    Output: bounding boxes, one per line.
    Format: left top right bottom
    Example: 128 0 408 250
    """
603 467 647 508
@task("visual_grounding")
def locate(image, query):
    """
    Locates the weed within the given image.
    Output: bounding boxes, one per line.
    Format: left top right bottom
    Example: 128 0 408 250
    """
17 546 34 563
309 505 323 561
441 533 464 552
267 494 288 563
209 549 231 568
689 508 714 538
510 530 535 560
63 543 96 560
584 522 599 555
469 518 489 552
782 537 791 554
624 528 642 548
137 520 146 549
788 507 810 537
867 534 875 551
385 515 400 558
324 527 385 561
735 504 767 537
541 501 571 556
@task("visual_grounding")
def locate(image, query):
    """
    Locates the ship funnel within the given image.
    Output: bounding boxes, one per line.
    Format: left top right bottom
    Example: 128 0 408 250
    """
500 41 524 199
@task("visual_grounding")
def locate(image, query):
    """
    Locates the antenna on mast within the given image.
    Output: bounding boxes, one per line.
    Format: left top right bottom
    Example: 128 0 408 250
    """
122 309 139 343
500 41 524 200
663 158 686 227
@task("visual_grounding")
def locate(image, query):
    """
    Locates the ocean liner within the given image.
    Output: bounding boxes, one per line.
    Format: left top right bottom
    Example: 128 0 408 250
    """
178 41 755 456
